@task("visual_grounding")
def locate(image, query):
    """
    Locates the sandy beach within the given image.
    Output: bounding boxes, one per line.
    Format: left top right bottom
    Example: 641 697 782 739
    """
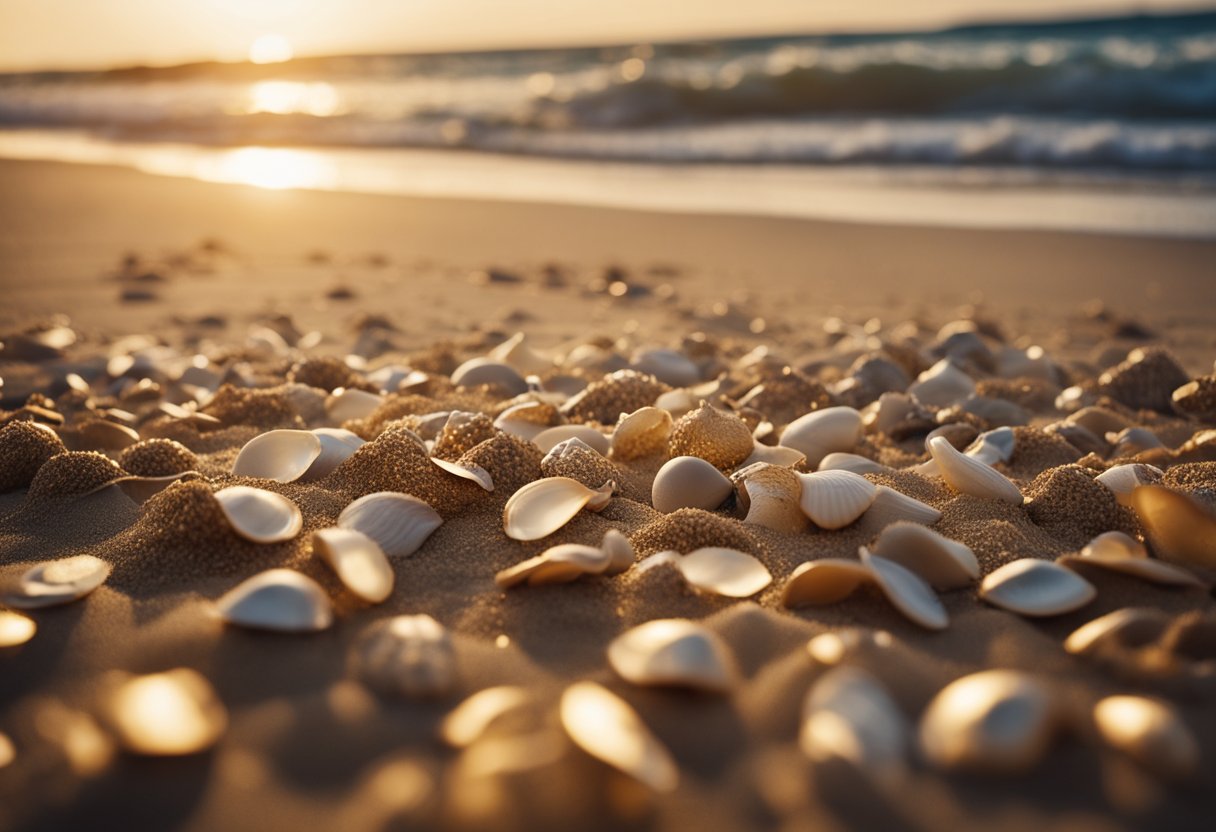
2 158 1216 832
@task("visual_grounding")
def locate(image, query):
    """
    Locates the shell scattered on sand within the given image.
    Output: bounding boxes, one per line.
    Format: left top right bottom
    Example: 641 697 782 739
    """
216 569 333 633
1092 695 1199 781
676 546 772 597
502 476 613 541
432 456 494 491
928 435 1023 505
798 469 878 530
531 424 611 455
860 485 942 529
800 666 909 788
779 406 863 469
338 491 442 557
440 686 533 748
732 462 808 533
607 619 737 693
869 522 979 589
104 669 227 756
559 681 679 793
232 429 322 482
652 455 732 514
1094 463 1163 499
1063 607 1172 656
349 614 456 698
610 406 672 461
495 533 630 588
782 559 874 608
860 547 949 631
1057 531 1206 588
326 387 385 423
979 559 1096 617
213 485 304 544
0 609 37 646
4 555 112 609
313 527 394 603
1125 485 1216 569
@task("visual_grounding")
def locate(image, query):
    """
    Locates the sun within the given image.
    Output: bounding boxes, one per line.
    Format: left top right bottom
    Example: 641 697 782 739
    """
249 34 293 65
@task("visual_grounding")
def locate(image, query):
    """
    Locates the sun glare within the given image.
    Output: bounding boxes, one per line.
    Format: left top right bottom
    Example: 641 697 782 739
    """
249 34 293 65
203 147 336 190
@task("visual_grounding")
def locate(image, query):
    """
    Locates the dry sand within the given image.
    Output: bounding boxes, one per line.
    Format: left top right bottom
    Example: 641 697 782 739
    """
1 159 1215 832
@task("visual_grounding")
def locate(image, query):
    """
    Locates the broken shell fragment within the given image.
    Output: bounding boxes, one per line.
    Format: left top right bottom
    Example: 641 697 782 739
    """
782 559 874 608
213 486 304 544
559 682 678 793
869 523 978 589
797 469 877 530
532 425 610 455
338 491 442 557
779 406 863 469
0 609 37 646
313 527 394 603
607 619 737 693
678 547 772 598
105 669 227 756
801 666 909 789
652 456 732 514
928 435 1023 505
216 569 333 633
1125 485 1216 569
1092 695 1199 781
979 559 1096 617
432 457 494 491
732 463 807 533
495 544 611 588
859 548 949 631
232 429 322 482
610 406 672 461
350 614 457 698
1094 464 1163 501
741 441 806 468
4 555 112 609
502 477 613 541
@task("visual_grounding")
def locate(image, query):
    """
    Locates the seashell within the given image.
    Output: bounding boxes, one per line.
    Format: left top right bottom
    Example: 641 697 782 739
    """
0 609 36 647
607 619 737 693
997 345 1058 382
1125 485 1216 569
157 401 222 427
350 614 456 697
493 401 560 442
213 486 303 544
668 402 754 470
338 491 442 557
104 669 227 756
782 559 874 608
928 435 1023 505
601 528 635 573
1094 463 1163 501
979 559 1096 617
869 522 979 589
4 555 111 609
232 429 322 482
76 419 140 451
495 544 612 588
651 456 732 514
801 666 909 788
779 406 863 469
966 427 1016 466
817 452 888 475
326 387 384 424
532 424 610 455
1063 607 1172 656
610 407 672 461
440 686 532 747
859 548 949 630
432 457 494 491
1057 531 1205 588
632 349 700 388
559 681 678 793
797 469 877 530
488 332 552 376
919 670 1056 773
961 396 1030 428
562 343 629 373
502 477 613 541
365 364 423 393
655 389 698 418
678 547 772 597
450 358 528 396
303 428 365 480
732 463 807 533
312 527 394 603
1092 696 1199 781
216 569 333 632
866 392 923 437
909 359 975 408
1106 427 1163 458
856 486 942 535
740 441 806 468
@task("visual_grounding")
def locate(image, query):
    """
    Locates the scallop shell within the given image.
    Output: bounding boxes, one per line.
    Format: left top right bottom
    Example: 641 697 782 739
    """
1064 607 1172 657
450 358 528 396
908 359 975 408
801 666 909 788
1094 463 1163 501
213 486 304 544
869 523 978 589
0 609 36 646
440 686 533 748
779 406 863 469
797 469 878 530
817 453 888 475
1124 485 1216 569
216 569 333 632
607 619 737 693
532 425 610 455
303 428 365 480
856 486 943 535
559 681 678 793
232 429 322 482
326 387 385 424
732 463 808 533
678 547 772 598
1057 530 1205 588
928 435 1023 505
652 456 732 514
1092 695 1199 781
781 559 874 608
919 670 1056 773
313 527 394 603
494 544 611 588
610 407 672 461
350 614 456 698
979 559 1096 617
488 332 552 376
859 548 949 631
4 555 111 610
338 491 442 557
431 457 494 491
741 442 806 468
104 669 227 756
502 477 613 541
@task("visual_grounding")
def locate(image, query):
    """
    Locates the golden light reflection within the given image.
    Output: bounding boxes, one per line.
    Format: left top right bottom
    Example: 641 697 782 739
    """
107 669 228 756
247 81 339 116
198 146 337 190
249 33 293 64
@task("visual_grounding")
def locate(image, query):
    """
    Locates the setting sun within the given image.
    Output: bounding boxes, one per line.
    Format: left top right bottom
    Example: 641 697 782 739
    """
249 33 293 64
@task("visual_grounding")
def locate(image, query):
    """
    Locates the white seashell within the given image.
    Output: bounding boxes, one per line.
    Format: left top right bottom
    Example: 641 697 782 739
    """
312 527 394 603
1092 696 1199 781
678 547 772 597
493 401 557 442
801 666 909 788
928 436 1023 505
966 427 1016 466
732 463 808 533
440 686 532 747
779 407 863 469
919 670 1056 772
0 609 36 646
232 429 322 482
651 456 732 514
1125 485 1216 569
303 428 365 480
4 555 111 609
634 550 682 574
632 349 700 387
158 401 222 426
818 452 888 475
104 669 227 756
413 411 452 441
1057 531 1205 588
326 387 384 424
741 441 806 468
855 486 942 536
338 491 442 557
610 407 672 461
450 358 528 396
532 424 610 455
997 345 1058 382
859 548 949 630
495 544 611 588
869 523 978 589
431 457 494 491
979 559 1096 617
1094 464 1163 501
213 486 303 544
797 469 877 530
365 364 422 393
782 559 874 608
601 528 635 573
502 477 613 541
350 614 456 697
559 682 678 793
216 569 333 632
1063 607 1171 656
655 389 698 418
866 391 921 436
488 332 552 376
607 619 737 693
908 359 975 408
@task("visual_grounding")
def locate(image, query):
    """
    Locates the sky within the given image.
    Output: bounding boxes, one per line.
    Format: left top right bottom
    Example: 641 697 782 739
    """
0 0 1212 71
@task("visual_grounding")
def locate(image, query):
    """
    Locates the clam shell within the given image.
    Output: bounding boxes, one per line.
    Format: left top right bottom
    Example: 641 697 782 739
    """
859 548 949 630
4 555 111 610
488 332 552 375
632 349 700 387
869 523 978 589
0 609 36 646
602 528 635 573
1125 485 1216 569
979 559 1096 617
817 453 888 475
232 429 322 482
303 428 365 480
532 425 611 455
495 544 610 588
919 670 1056 773
105 669 227 756
967 427 1016 466
797 469 878 530
1064 607 1172 656
214 486 304 544
432 457 494 491
732 463 808 533
502 477 613 541
782 559 874 608
338 491 442 557
678 547 772 598
856 486 942 535
1094 463 1163 501
216 569 333 632
313 527 394 603
928 435 1023 505
909 359 975 408
326 387 384 424
350 614 456 697
494 401 557 442
450 358 528 396
610 407 672 461
655 389 698 418
801 666 909 788
1092 695 1199 781
559 681 678 793
741 442 807 468
1057 530 1205 588
652 456 732 514
779 407 863 469
607 619 737 693
440 686 532 747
